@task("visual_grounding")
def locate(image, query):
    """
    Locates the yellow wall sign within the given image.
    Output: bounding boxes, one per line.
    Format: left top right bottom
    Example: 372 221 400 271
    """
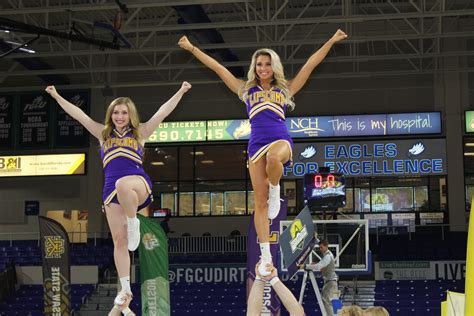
0 153 85 177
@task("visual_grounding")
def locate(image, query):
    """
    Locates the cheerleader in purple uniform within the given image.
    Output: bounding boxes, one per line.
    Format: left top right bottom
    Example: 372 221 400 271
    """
45 82 192 309
179 30 347 277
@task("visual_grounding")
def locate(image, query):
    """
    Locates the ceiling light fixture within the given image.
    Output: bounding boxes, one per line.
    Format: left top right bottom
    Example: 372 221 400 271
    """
190 151 205 155
201 160 214 164
5 41 36 54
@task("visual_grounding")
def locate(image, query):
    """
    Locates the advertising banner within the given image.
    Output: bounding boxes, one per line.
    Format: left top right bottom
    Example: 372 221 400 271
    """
38 216 71 315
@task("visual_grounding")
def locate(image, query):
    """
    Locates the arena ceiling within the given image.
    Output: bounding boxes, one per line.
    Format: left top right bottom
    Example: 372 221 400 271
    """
0 0 473 91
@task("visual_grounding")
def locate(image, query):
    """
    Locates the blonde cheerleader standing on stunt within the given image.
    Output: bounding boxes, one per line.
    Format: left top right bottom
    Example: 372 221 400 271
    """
179 30 347 277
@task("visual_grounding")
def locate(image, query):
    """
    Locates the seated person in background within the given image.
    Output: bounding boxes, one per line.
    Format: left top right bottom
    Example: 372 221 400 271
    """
338 305 363 316
363 306 389 316
247 262 305 316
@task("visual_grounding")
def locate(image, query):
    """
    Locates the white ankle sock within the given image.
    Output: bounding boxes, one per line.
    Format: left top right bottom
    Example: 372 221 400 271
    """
119 276 131 293
260 242 271 261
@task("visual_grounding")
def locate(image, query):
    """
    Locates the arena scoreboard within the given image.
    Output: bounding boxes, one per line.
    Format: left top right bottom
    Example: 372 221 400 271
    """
303 172 346 209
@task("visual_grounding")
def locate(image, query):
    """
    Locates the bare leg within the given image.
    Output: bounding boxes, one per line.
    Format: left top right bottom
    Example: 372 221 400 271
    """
265 142 291 186
105 203 130 279
249 158 270 244
115 175 150 251
249 158 274 276
265 142 291 219
115 176 150 218
105 203 134 307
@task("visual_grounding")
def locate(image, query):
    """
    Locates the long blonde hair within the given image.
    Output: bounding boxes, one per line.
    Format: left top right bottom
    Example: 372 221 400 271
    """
102 97 141 142
338 305 363 316
239 48 295 110
363 306 389 316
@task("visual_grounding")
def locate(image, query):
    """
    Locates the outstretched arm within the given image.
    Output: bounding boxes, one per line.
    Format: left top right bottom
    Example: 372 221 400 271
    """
178 36 244 95
45 86 104 141
288 29 348 96
246 279 265 316
139 81 192 140
271 279 305 316
261 267 305 316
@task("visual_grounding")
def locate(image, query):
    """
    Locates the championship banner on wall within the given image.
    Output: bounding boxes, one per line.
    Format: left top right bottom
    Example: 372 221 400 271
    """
38 216 71 315
19 93 50 148
0 95 14 150
138 214 170 316
54 91 90 147
0 153 85 177
0 90 90 151
247 198 287 315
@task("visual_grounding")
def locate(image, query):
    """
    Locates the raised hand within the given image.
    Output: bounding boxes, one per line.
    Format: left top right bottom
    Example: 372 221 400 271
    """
178 36 194 52
331 29 348 43
44 85 59 98
180 81 192 93
261 265 278 282
256 261 275 280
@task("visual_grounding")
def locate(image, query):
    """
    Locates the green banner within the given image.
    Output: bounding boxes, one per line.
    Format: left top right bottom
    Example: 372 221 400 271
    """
466 111 474 133
138 214 170 316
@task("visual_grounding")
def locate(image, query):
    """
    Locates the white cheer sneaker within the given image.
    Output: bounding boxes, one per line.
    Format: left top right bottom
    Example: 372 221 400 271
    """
267 184 281 219
127 218 140 251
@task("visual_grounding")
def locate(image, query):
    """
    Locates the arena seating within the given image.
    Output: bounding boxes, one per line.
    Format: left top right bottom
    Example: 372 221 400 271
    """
376 231 467 261
0 271 463 315
0 240 114 269
373 279 464 316
372 231 467 315
0 231 467 315
0 284 95 315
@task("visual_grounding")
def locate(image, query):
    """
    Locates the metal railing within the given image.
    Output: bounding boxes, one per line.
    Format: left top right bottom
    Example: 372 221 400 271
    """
0 231 248 254
0 232 41 247
168 235 247 254
1 223 467 253
0 231 108 247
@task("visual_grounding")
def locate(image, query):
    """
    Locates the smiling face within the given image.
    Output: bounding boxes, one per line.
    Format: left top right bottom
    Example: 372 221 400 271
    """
255 54 273 82
111 103 130 130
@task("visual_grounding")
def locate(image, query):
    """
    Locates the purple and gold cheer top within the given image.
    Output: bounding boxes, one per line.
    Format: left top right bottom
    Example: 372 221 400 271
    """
100 128 152 209
245 85 293 165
